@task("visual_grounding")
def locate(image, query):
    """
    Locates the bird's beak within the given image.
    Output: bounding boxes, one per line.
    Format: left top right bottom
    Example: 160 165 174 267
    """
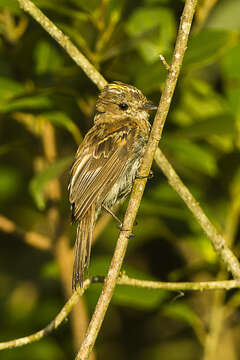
140 101 158 111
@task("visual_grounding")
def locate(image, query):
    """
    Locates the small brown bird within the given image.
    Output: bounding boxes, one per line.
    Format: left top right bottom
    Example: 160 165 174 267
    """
69 81 157 290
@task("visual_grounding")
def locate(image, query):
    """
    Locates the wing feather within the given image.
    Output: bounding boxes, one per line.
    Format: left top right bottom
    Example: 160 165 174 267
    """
69 123 136 221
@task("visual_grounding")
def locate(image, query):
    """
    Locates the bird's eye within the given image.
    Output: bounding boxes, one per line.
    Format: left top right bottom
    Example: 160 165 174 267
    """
118 103 128 110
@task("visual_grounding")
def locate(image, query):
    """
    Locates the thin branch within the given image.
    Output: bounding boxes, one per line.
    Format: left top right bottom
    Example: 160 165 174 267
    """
154 148 240 280
0 279 91 350
16 0 107 90
159 54 171 71
118 274 240 292
1 276 240 351
0 214 51 251
76 1 198 359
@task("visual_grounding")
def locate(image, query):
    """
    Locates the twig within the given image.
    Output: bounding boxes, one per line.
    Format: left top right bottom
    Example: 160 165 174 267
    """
76 1 198 359
117 274 240 291
1 275 240 351
0 214 51 251
159 54 171 71
154 148 240 280
16 0 107 90
0 279 91 350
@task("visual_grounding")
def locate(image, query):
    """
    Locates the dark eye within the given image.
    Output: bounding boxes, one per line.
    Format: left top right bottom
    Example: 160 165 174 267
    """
118 103 128 110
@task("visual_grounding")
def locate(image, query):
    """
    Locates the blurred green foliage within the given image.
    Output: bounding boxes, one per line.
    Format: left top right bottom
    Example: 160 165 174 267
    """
0 0 240 359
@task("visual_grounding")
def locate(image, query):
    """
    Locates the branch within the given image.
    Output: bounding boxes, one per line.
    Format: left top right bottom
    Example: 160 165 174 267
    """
76 1 198 359
0 279 91 350
154 148 240 280
16 0 107 90
0 214 51 251
118 274 240 292
1 275 240 350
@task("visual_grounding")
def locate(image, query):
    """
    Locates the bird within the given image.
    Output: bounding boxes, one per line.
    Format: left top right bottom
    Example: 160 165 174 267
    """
69 81 157 290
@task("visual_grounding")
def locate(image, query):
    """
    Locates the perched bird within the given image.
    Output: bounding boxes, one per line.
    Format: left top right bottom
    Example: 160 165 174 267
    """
69 81 157 290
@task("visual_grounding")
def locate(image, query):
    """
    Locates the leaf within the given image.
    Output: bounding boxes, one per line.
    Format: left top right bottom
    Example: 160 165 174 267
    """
34 41 63 75
221 43 240 80
46 112 82 144
164 139 217 176
171 77 229 127
183 30 237 70
29 157 73 210
0 0 20 13
162 303 203 329
206 0 240 30
0 95 53 113
125 7 175 63
0 77 24 102
221 44 240 117
171 114 236 139
0 166 21 202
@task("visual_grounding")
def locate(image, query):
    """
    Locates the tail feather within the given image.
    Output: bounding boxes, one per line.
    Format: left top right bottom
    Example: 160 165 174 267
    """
72 204 95 291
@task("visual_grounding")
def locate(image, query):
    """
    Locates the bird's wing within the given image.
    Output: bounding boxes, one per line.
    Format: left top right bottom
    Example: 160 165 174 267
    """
69 122 136 221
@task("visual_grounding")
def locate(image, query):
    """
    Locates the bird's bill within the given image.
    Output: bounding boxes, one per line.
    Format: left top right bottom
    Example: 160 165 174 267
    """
139 102 158 110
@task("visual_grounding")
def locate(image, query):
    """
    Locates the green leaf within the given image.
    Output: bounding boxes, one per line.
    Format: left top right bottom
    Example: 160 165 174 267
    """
206 0 240 30
162 303 203 329
221 44 240 117
183 30 236 70
125 7 175 63
34 41 63 75
29 156 73 210
222 43 240 80
0 0 20 13
171 77 229 127
164 139 217 176
171 114 236 139
0 95 53 113
0 77 24 102
46 112 82 144
0 166 21 202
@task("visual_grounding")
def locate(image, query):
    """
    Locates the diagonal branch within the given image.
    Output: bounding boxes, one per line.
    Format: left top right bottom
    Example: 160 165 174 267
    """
154 149 240 280
17 0 107 90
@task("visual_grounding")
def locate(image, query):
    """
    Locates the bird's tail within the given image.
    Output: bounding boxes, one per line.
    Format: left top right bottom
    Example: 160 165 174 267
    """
72 204 95 291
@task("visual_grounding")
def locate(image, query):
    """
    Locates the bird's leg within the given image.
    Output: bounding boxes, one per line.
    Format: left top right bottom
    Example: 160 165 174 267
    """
102 205 122 227
102 205 135 238
135 170 154 180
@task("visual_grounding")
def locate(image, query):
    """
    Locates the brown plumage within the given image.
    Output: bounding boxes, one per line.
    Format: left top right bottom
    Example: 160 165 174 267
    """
69 81 156 290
